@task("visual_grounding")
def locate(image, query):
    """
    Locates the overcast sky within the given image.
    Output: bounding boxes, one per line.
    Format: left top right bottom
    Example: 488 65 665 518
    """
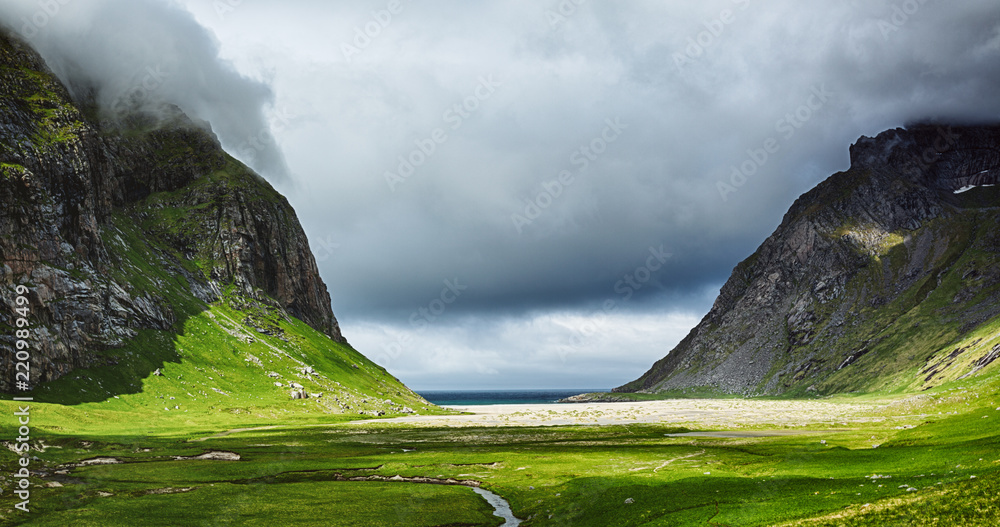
4 0 1000 390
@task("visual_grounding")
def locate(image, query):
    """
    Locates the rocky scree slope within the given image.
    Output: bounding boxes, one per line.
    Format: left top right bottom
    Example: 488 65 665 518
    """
0 31 358 397
617 124 1000 396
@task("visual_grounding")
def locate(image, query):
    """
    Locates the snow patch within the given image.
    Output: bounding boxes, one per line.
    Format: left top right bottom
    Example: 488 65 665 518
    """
955 184 996 194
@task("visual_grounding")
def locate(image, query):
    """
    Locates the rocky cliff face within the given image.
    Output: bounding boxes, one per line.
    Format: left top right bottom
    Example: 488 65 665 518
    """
618 124 1000 396
0 31 343 392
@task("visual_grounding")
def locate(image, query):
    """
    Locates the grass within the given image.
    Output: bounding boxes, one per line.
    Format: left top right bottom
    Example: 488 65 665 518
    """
1 372 998 525
778 471 1000 526
16 480 502 527
0 64 86 149
811 212 1000 397
20 297 445 436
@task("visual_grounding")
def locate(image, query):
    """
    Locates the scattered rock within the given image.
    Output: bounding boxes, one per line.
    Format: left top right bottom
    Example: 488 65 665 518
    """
146 487 194 495
173 451 241 461
624 498 634 504
78 457 123 466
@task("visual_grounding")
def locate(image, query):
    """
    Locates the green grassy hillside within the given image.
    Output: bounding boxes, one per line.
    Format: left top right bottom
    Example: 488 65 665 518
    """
2 163 438 434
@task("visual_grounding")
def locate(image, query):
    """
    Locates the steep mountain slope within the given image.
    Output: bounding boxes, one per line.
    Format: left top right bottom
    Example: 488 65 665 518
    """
0 30 428 416
618 124 1000 397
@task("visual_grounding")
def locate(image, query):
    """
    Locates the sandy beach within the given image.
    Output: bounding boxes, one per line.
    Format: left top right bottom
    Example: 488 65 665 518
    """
357 399 889 428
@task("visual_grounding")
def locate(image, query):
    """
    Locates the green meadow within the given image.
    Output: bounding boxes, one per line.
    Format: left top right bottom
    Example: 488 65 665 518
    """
2 368 999 526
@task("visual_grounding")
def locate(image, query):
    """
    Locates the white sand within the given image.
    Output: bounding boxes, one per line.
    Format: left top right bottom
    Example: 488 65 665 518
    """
357 399 886 428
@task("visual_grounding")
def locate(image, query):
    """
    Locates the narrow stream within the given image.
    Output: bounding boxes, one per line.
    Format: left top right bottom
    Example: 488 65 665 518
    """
472 487 522 526
325 475 522 524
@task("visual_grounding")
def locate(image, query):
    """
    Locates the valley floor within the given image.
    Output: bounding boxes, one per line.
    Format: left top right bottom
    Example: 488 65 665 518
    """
357 398 885 428
2 384 999 526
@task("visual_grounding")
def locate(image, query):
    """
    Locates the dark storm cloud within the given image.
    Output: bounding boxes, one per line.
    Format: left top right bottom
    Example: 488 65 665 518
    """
268 0 1000 387
6 0 998 388
0 0 290 180
290 0 1000 318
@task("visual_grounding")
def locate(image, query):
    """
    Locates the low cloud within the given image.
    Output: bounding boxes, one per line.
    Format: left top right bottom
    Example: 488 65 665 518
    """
0 0 289 180
345 310 703 391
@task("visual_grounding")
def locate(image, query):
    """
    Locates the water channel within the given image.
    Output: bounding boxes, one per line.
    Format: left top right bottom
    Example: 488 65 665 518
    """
472 487 522 526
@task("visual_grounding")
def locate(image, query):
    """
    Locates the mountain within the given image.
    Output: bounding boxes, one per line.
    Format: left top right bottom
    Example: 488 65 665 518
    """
0 30 428 416
617 124 1000 397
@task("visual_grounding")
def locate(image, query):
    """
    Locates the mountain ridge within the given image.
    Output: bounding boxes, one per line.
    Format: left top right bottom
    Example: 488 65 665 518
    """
616 123 1000 397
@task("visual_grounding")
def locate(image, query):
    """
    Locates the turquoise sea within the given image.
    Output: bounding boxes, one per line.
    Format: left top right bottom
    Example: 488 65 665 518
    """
417 389 606 406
